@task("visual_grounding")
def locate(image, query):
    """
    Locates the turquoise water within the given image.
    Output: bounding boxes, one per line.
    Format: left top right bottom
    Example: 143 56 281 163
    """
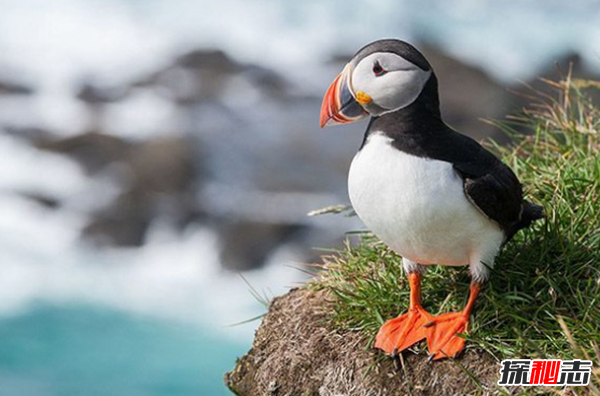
0 304 247 396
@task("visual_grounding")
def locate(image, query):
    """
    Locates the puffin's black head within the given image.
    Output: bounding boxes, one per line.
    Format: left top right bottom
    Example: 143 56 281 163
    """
320 39 435 127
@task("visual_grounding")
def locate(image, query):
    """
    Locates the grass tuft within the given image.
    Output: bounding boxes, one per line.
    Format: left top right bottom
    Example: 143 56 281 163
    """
312 73 600 392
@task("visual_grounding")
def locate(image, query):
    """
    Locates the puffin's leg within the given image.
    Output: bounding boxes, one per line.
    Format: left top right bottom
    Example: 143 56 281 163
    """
375 259 431 355
425 254 492 360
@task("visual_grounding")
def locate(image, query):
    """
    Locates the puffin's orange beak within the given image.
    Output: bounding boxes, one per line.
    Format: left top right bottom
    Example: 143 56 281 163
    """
319 65 368 128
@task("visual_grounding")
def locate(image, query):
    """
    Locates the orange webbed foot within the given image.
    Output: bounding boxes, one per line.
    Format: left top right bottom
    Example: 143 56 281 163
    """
375 306 432 355
424 312 469 360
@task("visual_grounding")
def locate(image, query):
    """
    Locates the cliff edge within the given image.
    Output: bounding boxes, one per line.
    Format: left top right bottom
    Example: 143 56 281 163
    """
225 287 500 396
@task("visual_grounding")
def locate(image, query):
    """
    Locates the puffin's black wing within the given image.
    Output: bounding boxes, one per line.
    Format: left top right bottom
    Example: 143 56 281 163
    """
449 138 523 231
422 130 535 236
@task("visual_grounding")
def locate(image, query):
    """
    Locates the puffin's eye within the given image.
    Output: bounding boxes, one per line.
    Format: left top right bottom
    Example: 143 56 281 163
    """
372 61 386 76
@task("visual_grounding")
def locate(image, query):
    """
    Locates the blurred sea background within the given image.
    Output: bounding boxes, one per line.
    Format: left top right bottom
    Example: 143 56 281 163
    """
0 1 598 395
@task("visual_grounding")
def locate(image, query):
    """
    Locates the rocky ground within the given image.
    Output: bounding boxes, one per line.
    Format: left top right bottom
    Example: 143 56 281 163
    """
225 288 502 396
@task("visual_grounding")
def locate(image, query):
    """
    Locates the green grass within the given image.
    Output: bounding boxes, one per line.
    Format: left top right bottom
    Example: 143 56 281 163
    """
312 74 600 391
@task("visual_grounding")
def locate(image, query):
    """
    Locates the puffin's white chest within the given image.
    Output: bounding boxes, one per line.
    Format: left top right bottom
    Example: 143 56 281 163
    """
348 133 503 266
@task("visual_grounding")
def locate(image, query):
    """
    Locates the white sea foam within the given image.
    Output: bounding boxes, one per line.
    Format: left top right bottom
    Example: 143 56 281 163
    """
103 89 180 141
1 0 598 91
0 195 306 339
0 135 306 339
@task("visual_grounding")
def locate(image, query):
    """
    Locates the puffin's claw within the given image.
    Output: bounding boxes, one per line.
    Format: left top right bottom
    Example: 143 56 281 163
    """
375 307 432 355
425 312 469 360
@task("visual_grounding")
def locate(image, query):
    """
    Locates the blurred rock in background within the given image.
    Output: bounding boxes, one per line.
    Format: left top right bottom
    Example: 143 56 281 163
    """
1 45 598 272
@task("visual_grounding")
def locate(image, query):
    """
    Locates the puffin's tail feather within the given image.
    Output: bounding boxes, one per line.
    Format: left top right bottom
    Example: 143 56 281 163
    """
505 200 544 242
521 200 544 224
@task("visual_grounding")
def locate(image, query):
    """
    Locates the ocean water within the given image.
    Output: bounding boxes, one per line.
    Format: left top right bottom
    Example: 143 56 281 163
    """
0 169 303 395
0 1 598 395
0 304 246 396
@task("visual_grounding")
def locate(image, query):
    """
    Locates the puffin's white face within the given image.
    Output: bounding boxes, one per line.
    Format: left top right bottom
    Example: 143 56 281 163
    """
350 52 431 116
320 47 433 127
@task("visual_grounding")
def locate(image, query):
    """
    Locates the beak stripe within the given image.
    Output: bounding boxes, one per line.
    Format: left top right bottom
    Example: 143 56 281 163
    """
320 66 368 128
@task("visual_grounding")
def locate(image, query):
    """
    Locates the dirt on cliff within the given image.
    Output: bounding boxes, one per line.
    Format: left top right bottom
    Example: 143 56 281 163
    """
225 288 503 396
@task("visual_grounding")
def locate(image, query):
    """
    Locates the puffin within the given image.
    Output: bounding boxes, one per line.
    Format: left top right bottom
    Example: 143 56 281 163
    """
319 39 543 360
